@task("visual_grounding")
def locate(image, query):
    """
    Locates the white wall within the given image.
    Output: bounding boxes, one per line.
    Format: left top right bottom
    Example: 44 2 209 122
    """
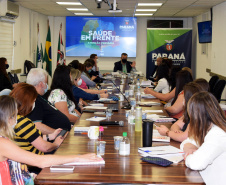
13 6 192 80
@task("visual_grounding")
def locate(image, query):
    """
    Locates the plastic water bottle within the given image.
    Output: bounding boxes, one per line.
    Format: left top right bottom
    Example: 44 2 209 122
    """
136 86 141 102
136 78 140 89
119 132 130 156
135 106 142 132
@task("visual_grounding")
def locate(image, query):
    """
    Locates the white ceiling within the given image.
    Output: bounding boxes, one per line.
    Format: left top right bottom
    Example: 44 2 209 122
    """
11 0 226 17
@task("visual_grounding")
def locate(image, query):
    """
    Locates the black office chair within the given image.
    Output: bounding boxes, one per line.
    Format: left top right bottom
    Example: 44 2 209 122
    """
209 75 219 93
212 79 226 102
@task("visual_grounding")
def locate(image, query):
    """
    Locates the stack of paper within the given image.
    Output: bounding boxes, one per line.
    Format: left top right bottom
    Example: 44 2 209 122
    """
141 93 156 99
140 81 154 87
143 110 163 113
138 101 161 106
86 117 106 122
97 98 112 102
64 155 105 165
84 106 107 110
74 127 89 133
153 129 170 142
146 114 176 122
138 145 184 163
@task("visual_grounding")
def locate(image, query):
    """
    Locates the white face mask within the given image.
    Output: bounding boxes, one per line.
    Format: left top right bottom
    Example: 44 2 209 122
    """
32 102 35 111
77 79 82 86
154 61 157 66
96 59 99 63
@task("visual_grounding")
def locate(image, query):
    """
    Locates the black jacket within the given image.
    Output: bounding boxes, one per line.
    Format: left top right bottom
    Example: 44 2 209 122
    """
113 61 133 73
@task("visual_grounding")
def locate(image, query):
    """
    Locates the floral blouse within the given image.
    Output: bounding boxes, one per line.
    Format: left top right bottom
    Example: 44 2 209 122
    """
48 89 80 117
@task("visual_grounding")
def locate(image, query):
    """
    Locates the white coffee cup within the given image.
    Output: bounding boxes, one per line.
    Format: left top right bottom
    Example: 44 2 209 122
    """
88 126 99 139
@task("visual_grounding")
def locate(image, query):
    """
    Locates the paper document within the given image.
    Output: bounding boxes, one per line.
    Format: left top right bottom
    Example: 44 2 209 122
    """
64 155 105 165
146 114 175 122
86 116 106 122
152 129 170 142
138 145 183 156
138 101 161 106
143 110 163 113
84 106 107 110
74 127 90 132
141 92 156 99
89 103 104 107
97 98 112 102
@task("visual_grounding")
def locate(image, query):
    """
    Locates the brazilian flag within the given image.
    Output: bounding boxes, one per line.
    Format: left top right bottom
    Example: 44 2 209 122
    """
44 26 52 76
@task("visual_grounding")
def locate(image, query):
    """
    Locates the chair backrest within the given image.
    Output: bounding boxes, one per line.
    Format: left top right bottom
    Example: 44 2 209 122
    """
212 79 226 102
209 75 219 93
24 60 35 74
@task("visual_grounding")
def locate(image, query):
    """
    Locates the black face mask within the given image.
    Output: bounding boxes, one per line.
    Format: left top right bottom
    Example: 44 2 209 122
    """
122 59 127 63
5 64 9 69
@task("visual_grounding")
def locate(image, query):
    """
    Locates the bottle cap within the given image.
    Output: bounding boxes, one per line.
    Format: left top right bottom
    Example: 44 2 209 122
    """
123 132 127 137
99 126 104 131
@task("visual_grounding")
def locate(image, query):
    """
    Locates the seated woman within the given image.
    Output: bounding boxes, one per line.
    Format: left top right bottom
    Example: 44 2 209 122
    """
80 60 97 88
70 68 108 103
163 70 193 119
153 63 170 94
0 57 13 92
156 82 204 142
0 95 102 183
180 92 226 185
9 83 64 155
47 65 81 124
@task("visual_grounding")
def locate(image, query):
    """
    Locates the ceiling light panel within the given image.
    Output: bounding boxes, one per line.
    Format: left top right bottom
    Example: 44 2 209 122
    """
67 8 88 11
136 9 157 11
56 2 82 5
138 3 162 6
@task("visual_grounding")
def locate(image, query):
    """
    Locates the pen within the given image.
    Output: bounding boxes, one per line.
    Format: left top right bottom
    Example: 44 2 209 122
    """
154 123 159 127
144 150 164 152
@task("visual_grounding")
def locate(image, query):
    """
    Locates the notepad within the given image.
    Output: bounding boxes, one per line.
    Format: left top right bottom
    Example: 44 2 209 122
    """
64 155 105 165
74 127 89 133
143 110 163 113
152 129 170 142
138 101 161 106
86 116 106 122
89 103 104 107
84 106 107 110
138 145 184 163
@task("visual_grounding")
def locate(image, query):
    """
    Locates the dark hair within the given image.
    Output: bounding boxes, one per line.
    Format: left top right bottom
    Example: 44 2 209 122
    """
49 65 77 105
121 53 127 57
171 70 193 105
162 58 173 69
68 60 79 69
188 92 226 146
84 59 94 67
90 54 97 59
183 82 203 124
0 57 9 80
10 83 38 116
156 63 170 83
194 78 210 92
169 65 181 91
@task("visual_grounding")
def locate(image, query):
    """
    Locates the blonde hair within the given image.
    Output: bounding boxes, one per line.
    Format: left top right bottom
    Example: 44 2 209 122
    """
0 95 17 140
70 68 81 85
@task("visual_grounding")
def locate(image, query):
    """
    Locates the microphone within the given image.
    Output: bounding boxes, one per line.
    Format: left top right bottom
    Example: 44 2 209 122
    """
106 79 131 109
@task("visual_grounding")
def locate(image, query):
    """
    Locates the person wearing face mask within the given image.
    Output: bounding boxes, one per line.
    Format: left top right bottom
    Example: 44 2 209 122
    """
0 57 13 92
0 95 102 181
113 53 136 73
70 68 108 104
79 60 97 88
9 83 65 173
26 68 71 132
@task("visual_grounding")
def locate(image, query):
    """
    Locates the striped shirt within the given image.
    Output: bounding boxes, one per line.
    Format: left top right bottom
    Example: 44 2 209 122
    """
14 115 44 155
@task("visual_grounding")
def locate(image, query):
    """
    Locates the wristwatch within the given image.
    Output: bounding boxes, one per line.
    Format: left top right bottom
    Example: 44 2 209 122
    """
46 134 50 142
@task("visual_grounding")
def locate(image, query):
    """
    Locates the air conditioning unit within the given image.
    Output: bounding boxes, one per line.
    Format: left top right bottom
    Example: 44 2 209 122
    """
0 0 19 20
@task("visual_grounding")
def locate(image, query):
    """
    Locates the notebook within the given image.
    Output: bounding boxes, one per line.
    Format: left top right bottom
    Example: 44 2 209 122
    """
64 155 105 165
153 130 170 142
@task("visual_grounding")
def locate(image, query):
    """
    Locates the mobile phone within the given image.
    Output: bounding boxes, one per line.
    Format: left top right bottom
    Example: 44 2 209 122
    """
56 129 67 138
50 165 74 171
141 156 173 167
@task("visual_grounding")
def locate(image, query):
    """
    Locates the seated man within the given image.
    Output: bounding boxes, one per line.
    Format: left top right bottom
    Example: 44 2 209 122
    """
26 68 71 131
113 53 136 73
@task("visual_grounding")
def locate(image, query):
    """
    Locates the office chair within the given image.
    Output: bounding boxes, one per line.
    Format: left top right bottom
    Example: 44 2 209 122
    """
212 79 226 102
209 75 219 93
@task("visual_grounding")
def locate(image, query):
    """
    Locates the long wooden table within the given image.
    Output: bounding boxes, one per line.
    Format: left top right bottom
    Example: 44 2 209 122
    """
35 78 204 185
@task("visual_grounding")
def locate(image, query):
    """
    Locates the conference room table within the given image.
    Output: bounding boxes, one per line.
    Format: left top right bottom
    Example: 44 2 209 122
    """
35 77 204 185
